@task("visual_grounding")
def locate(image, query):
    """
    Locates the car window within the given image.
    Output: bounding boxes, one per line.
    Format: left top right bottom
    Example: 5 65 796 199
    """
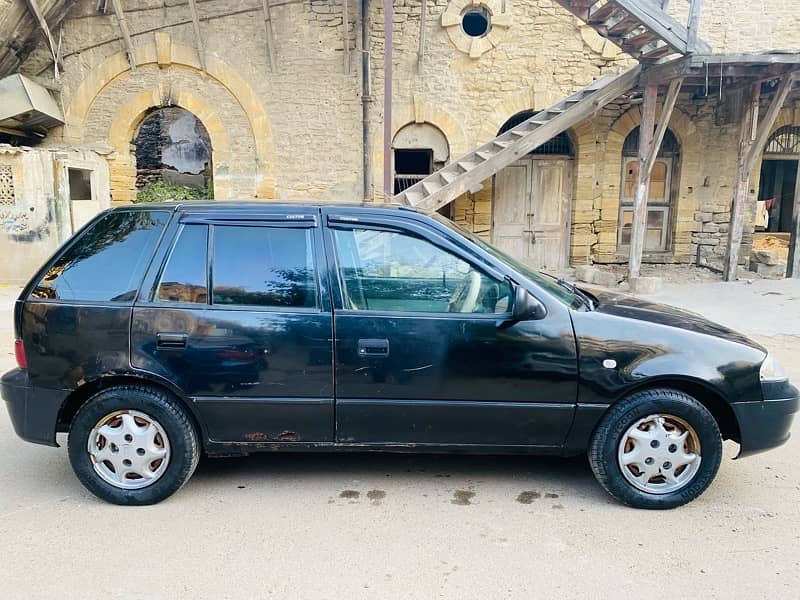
212 225 317 309
32 210 169 302
156 224 208 304
333 228 512 314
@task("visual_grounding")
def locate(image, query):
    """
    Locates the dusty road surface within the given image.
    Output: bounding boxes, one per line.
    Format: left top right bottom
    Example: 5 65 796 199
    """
1 279 799 599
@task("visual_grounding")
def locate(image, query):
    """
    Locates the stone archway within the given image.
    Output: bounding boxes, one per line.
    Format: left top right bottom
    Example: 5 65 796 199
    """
62 35 275 199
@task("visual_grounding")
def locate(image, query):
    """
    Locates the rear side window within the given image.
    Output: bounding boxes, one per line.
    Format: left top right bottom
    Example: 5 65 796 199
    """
212 225 317 308
156 225 209 304
32 211 169 302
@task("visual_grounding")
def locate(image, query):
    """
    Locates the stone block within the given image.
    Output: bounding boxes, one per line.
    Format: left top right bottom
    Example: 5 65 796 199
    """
753 262 787 279
575 265 620 287
750 249 782 266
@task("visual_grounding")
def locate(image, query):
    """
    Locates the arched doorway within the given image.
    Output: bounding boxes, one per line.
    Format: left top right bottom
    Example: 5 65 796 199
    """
492 111 574 270
392 122 450 213
134 107 213 201
757 125 800 233
618 126 680 252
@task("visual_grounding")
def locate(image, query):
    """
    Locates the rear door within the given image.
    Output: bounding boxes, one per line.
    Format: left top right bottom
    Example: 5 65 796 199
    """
131 209 334 444
323 209 578 448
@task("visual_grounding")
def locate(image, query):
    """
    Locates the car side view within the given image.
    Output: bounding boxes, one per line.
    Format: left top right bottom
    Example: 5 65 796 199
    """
2 202 797 508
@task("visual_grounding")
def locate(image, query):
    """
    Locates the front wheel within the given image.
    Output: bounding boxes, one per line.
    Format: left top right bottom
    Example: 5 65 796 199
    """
68 384 200 505
588 388 723 509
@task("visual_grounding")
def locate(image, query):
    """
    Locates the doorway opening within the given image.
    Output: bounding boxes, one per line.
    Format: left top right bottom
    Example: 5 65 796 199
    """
393 122 450 217
134 107 213 201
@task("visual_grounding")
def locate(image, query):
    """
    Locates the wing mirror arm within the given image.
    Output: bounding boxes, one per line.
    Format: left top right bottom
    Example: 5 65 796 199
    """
498 285 547 328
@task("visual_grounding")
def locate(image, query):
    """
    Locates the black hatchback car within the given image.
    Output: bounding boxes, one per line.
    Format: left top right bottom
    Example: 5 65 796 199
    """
2 202 797 508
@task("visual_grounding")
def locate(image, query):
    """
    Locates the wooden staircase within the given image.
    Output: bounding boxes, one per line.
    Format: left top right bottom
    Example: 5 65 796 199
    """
553 0 711 61
394 66 641 213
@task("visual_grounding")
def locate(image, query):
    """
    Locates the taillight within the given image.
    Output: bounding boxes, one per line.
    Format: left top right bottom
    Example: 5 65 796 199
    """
14 339 27 369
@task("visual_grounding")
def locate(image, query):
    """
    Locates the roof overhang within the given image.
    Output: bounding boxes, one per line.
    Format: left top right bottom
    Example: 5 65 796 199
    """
0 73 64 136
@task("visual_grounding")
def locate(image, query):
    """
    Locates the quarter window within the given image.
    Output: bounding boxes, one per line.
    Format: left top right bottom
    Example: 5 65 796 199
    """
212 225 317 309
333 228 512 314
156 225 209 304
32 211 169 302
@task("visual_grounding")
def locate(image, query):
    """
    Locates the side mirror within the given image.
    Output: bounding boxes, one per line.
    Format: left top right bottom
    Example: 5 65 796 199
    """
511 286 547 322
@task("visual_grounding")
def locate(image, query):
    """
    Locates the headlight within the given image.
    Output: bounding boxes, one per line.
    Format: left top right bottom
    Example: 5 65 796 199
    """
760 354 788 382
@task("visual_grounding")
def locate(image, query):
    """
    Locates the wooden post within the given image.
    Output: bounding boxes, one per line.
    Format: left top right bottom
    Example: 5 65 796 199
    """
724 82 760 281
787 159 800 278
383 0 393 200
23 0 63 77
343 0 350 74
628 84 658 283
686 0 702 53
261 0 276 71
187 0 206 71
418 0 427 77
109 0 136 71
725 74 797 280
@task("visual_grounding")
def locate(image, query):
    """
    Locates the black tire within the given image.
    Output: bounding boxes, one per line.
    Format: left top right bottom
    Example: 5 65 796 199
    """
588 388 722 509
68 384 200 505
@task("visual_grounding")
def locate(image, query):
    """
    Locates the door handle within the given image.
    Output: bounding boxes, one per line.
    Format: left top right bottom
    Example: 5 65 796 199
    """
157 332 188 350
358 338 390 357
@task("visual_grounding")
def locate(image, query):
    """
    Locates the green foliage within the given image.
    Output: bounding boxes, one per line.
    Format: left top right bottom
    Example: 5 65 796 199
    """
135 181 211 203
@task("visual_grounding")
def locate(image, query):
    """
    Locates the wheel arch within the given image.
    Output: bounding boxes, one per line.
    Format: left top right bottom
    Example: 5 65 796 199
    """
615 377 741 444
56 373 207 444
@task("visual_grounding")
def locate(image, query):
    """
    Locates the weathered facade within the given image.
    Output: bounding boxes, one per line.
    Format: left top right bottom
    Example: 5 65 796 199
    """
1 0 800 282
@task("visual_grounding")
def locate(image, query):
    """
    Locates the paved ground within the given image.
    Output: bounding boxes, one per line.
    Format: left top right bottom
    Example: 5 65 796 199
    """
1 279 799 599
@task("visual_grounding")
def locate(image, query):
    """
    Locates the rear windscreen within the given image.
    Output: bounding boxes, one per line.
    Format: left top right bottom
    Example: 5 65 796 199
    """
31 210 169 302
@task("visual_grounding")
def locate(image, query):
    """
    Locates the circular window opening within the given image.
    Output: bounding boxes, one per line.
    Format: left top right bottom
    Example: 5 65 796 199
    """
462 7 491 38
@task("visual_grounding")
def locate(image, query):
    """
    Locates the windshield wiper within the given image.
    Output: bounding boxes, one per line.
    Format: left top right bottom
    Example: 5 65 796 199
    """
543 274 594 310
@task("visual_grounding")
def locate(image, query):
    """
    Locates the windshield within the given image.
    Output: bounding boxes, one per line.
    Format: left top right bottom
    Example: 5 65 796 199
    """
432 214 586 309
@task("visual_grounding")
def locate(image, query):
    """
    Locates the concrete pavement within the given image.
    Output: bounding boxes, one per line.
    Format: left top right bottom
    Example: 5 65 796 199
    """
0 281 798 600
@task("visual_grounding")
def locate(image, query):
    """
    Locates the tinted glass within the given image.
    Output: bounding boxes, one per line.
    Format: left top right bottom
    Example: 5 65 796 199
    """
156 224 208 303
333 228 512 314
212 225 317 308
32 211 169 302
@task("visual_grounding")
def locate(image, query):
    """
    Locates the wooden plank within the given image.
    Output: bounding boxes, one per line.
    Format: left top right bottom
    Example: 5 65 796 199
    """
613 0 711 54
686 0 703 53
401 66 642 211
261 0 277 71
109 0 137 70
724 82 761 281
788 158 800 278
22 0 63 76
644 78 682 175
628 84 658 283
188 0 206 70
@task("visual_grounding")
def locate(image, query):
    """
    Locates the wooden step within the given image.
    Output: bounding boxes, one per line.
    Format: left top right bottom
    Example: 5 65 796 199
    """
475 150 495 161
622 30 659 51
440 170 458 183
640 43 675 60
607 15 641 38
588 2 622 24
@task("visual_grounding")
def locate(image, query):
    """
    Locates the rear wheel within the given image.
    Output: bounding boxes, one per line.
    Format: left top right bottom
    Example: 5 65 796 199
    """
588 388 722 509
68 384 199 505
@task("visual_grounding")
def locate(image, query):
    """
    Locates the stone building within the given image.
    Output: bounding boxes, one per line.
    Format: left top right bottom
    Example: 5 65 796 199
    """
0 0 799 283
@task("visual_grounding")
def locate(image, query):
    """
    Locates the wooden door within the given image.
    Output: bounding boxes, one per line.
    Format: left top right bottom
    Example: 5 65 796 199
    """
492 158 572 270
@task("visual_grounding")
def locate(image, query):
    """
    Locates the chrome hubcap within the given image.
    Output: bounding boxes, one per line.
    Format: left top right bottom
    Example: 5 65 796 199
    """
617 414 701 495
88 410 171 490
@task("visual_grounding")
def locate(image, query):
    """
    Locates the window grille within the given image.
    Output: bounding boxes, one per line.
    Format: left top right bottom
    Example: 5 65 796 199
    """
0 165 16 206
764 126 800 155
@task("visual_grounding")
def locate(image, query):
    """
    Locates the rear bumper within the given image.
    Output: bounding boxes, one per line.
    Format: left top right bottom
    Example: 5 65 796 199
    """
1 369 65 447
732 381 799 459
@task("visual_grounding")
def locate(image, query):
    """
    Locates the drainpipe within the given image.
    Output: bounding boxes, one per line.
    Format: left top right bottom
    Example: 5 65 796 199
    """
382 0 393 201
361 0 371 201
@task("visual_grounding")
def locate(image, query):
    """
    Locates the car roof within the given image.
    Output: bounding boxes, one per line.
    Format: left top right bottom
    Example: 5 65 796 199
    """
112 200 420 214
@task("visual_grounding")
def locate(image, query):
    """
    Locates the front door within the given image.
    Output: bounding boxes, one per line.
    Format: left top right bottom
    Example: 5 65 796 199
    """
493 158 572 270
131 211 334 444
324 209 578 448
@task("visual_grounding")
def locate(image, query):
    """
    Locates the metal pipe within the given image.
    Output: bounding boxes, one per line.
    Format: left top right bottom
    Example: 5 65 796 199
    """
383 0 393 200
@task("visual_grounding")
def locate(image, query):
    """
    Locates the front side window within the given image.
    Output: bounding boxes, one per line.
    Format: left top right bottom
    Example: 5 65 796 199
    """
212 225 317 309
156 224 208 304
333 228 512 314
32 211 169 302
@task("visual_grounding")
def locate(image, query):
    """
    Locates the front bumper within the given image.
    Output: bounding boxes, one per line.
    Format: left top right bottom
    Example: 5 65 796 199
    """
732 380 799 458
1 369 65 447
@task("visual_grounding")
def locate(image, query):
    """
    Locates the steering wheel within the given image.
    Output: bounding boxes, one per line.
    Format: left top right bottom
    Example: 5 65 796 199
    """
448 271 481 313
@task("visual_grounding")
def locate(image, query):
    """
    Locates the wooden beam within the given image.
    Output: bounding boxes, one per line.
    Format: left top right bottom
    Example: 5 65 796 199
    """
261 0 277 71
418 0 427 77
788 157 800 278
343 0 349 74
613 0 711 55
644 78 683 175
23 0 64 76
628 84 658 284
724 82 760 281
109 0 137 71
187 0 206 71
744 74 798 174
686 0 702 53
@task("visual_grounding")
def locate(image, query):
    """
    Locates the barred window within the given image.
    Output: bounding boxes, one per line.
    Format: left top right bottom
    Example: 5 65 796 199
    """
764 126 800 155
